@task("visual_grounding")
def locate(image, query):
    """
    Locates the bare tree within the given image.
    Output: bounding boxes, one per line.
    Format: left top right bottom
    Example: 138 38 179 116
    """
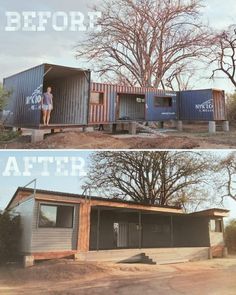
76 0 209 88
165 63 199 91
217 152 236 203
84 151 212 210
210 25 236 88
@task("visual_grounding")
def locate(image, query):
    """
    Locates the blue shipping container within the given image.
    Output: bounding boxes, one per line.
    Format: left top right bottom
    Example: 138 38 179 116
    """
178 89 226 121
3 64 90 128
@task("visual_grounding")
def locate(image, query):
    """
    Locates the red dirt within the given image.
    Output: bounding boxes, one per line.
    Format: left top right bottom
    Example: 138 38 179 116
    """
0 257 236 295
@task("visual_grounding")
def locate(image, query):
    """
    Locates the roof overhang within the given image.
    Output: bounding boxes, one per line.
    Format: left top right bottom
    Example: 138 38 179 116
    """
190 208 230 218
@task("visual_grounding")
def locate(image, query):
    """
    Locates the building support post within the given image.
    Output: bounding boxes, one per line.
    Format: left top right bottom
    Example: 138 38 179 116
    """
31 130 45 143
23 255 35 268
128 122 137 135
96 208 100 251
170 120 177 128
138 211 142 249
112 123 117 134
170 215 174 247
77 202 91 252
177 121 183 132
209 121 216 134
222 121 229 132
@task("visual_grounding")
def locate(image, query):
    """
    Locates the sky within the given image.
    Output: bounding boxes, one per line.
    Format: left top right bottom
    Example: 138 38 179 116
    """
0 150 236 222
0 0 236 92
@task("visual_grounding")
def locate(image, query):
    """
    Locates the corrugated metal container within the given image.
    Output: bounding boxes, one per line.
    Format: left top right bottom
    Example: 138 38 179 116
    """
3 64 90 128
178 89 227 121
89 83 177 124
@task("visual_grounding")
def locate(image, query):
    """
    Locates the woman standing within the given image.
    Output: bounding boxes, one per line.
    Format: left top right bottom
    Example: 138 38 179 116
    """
41 87 53 126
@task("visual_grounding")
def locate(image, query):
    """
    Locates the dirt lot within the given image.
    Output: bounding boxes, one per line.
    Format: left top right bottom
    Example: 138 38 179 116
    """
0 123 236 149
0 257 236 295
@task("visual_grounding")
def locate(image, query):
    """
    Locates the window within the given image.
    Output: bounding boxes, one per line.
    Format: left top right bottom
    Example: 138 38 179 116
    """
39 204 74 228
210 219 222 232
90 92 104 104
154 97 172 107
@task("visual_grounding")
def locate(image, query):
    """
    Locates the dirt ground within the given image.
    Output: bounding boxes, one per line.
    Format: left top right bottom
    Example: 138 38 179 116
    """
0 257 236 295
0 123 236 149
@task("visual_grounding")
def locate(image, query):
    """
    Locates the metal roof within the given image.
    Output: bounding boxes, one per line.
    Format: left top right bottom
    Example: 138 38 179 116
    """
6 187 182 211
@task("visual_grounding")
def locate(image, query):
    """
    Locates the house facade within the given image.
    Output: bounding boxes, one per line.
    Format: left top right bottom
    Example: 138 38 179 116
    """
7 187 229 267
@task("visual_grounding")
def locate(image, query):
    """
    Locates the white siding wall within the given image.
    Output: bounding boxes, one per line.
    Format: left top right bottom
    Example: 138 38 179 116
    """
31 201 79 253
11 197 35 253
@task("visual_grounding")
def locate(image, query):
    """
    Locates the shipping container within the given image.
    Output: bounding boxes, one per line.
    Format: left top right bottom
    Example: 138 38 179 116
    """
178 89 227 121
3 64 90 128
89 83 177 124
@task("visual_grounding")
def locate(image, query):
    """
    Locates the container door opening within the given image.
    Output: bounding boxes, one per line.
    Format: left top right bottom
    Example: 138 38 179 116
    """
42 65 89 126
118 94 145 121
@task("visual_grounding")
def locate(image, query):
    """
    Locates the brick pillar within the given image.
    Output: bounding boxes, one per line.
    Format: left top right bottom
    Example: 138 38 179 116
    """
77 202 91 252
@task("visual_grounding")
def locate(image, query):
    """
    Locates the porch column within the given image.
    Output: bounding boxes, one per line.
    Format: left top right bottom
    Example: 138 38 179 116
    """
170 215 174 247
96 208 101 251
77 202 91 252
138 211 142 249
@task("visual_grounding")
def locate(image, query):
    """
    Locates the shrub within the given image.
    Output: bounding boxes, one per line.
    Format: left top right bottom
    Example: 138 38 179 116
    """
226 92 236 122
0 130 20 142
225 219 236 253
0 83 9 111
0 211 21 264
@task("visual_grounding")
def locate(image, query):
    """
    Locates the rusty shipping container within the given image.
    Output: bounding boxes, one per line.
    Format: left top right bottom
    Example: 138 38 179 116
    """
3 64 91 128
89 83 178 124
178 89 227 121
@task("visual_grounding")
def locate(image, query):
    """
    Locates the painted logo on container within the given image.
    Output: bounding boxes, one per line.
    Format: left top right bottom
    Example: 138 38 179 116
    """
195 99 213 113
25 84 43 110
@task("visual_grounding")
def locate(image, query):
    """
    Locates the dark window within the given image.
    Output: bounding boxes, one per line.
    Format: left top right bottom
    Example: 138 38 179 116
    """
210 219 222 232
154 97 172 107
90 92 104 104
39 204 74 228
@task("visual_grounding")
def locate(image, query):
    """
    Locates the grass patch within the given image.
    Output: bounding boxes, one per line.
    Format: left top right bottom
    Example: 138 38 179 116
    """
0 130 20 142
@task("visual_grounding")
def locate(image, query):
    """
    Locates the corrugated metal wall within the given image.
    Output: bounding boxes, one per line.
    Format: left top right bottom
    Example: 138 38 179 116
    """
178 90 214 121
31 201 79 252
119 94 145 120
178 89 227 121
46 73 89 125
89 83 177 124
3 64 90 128
90 83 116 123
213 90 226 120
146 90 177 121
3 64 44 127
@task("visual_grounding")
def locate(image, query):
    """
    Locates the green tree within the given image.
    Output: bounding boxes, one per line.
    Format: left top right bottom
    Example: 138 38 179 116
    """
226 92 236 122
225 219 236 253
0 83 9 111
0 211 21 264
